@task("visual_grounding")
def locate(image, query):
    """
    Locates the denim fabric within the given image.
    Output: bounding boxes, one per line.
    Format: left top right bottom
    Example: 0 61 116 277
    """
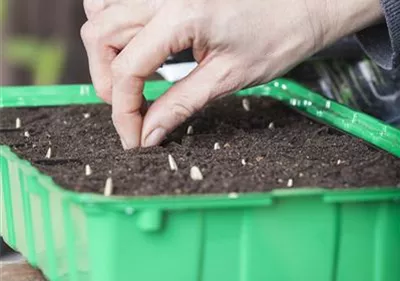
357 0 400 70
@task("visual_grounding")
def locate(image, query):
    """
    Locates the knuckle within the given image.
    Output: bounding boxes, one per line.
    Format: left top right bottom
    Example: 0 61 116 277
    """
170 99 196 122
83 0 103 19
80 21 97 44
83 0 92 14
209 65 239 98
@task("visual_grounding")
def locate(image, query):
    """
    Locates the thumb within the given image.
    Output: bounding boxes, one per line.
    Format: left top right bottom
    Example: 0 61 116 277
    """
141 57 242 147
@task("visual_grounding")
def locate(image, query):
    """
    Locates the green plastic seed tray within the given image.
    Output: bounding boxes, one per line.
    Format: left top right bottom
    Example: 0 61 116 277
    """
1 79 399 281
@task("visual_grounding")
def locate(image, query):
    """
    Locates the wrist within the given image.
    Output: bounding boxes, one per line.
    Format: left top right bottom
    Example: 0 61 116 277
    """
307 0 384 49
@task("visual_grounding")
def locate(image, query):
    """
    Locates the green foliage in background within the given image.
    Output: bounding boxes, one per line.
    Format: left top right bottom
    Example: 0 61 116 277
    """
5 37 66 84
0 0 7 23
2 0 67 85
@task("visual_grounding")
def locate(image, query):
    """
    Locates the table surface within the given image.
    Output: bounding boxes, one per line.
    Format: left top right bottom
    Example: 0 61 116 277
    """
1 261 46 281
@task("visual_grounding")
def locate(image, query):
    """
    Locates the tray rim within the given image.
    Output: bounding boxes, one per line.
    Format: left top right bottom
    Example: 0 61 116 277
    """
1 79 399 206
2 79 399 156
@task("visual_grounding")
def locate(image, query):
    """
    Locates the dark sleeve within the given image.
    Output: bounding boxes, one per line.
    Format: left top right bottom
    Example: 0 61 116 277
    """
356 0 400 70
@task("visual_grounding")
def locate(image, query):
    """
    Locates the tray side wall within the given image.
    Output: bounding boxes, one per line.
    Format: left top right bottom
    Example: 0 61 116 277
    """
1 147 400 281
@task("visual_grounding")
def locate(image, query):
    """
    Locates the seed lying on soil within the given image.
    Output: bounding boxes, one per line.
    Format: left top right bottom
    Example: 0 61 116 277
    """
45 147 52 159
277 178 284 183
15 118 21 129
214 142 221 150
268 122 275 130
24 131 30 138
83 113 91 119
104 177 113 196
299 172 304 178
241 159 247 166
85 164 92 176
186 125 194 135
255 156 264 162
337 159 342 165
242 98 251 111
287 179 293 187
168 154 178 171
224 143 231 148
228 192 239 199
190 166 203 181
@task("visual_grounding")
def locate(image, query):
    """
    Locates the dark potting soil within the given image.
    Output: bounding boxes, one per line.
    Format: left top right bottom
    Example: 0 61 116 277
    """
1 97 399 196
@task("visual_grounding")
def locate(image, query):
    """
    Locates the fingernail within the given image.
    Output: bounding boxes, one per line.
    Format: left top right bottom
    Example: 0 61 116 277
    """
143 128 167 147
120 138 129 150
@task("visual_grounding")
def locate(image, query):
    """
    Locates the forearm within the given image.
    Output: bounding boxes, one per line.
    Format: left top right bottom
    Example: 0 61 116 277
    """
306 0 384 50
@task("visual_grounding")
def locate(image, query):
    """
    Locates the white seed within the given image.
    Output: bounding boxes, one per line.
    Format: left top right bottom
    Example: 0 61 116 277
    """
213 142 221 150
299 172 304 178
186 125 194 135
190 166 203 181
224 143 231 148
287 179 294 187
15 118 21 129
228 192 239 199
24 131 30 138
83 113 91 119
268 122 275 130
45 147 52 159
277 178 284 183
108 170 112 174
242 98 251 111
168 154 178 171
337 159 342 165
255 156 264 162
241 159 247 166
85 164 92 176
104 177 113 196
63 120 68 125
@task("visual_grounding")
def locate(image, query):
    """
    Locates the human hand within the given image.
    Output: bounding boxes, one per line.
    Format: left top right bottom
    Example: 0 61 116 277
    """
81 0 383 149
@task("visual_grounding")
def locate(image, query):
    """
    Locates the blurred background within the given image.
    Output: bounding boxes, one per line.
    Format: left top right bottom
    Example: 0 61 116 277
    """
1 0 90 86
1 0 88 260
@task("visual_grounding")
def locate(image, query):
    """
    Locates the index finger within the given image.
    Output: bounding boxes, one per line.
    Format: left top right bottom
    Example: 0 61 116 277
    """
111 9 191 149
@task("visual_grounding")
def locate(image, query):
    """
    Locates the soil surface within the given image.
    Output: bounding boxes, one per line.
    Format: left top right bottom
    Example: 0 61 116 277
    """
1 97 399 196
